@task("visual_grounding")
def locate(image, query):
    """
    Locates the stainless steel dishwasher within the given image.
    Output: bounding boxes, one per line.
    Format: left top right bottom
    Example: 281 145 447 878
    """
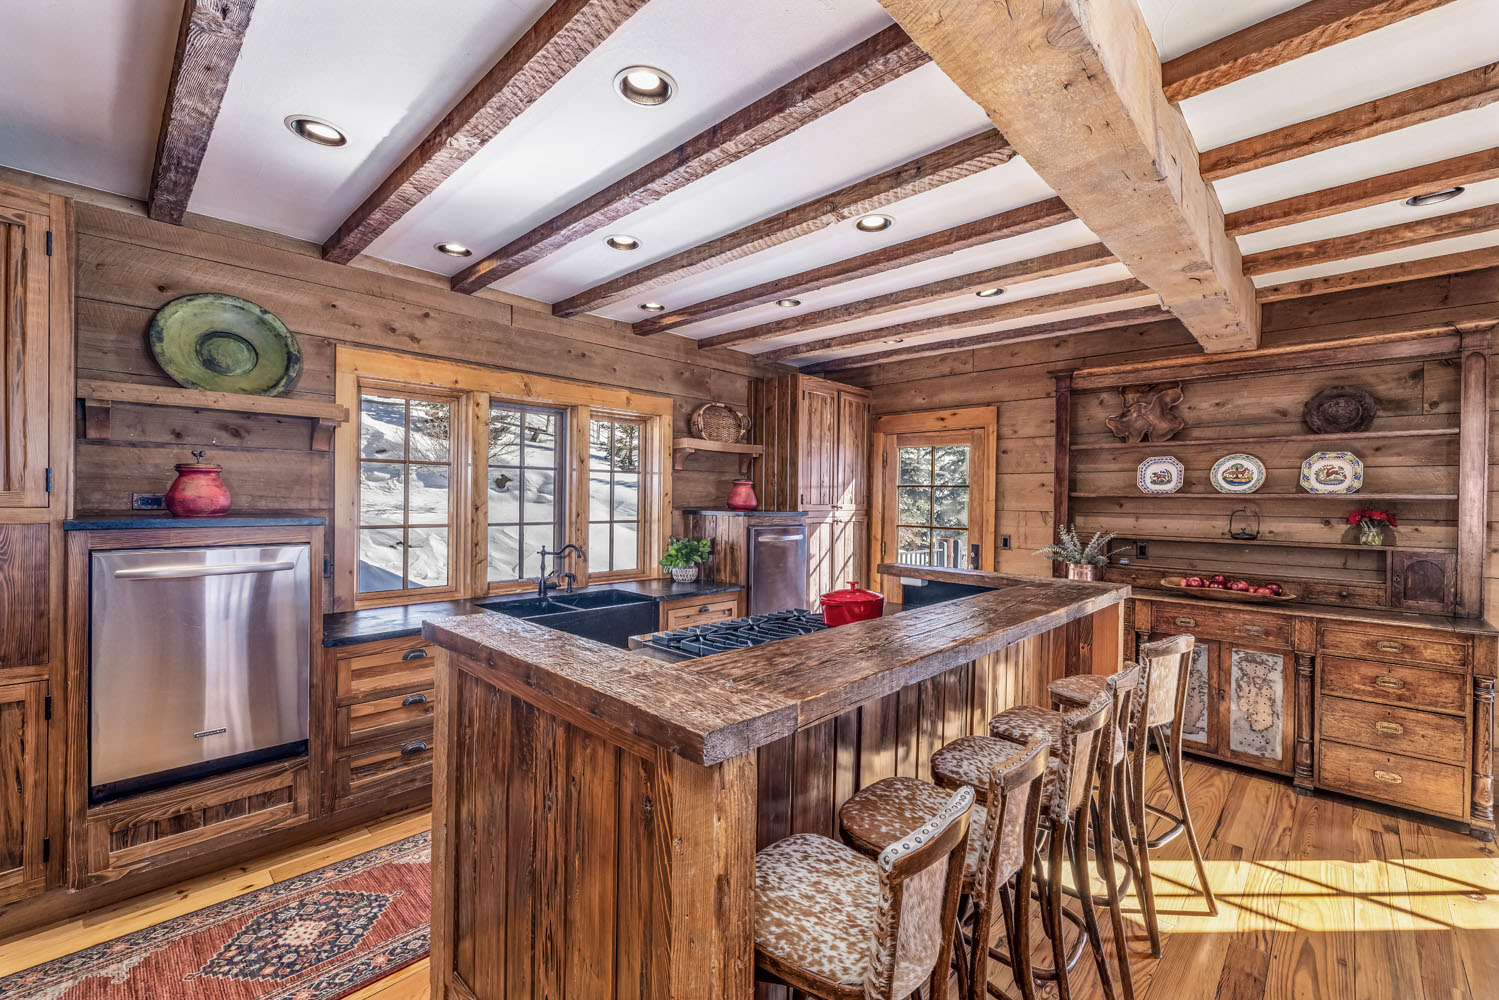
89 544 311 802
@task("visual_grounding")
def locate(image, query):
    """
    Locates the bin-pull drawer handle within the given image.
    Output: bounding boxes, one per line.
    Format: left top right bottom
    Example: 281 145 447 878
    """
400 740 429 756
1374 675 1406 690
1174 617 1197 629
401 648 429 660
1374 721 1404 736
1241 624 1267 637
1375 640 1405 654
1373 769 1403 785
401 693 429 707
699 605 713 613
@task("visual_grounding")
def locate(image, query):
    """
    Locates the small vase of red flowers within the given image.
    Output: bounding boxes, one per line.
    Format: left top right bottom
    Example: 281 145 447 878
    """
1348 508 1397 546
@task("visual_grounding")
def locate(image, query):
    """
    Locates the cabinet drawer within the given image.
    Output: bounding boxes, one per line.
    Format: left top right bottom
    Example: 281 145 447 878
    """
1152 604 1291 647
336 686 436 748
334 641 435 703
333 733 434 810
1319 626 1466 669
665 598 740 630
1318 695 1466 764
1317 740 1467 820
1320 655 1467 714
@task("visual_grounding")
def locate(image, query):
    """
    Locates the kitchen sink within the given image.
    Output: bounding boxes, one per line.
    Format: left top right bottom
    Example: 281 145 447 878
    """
549 589 654 609
478 597 574 618
478 588 658 648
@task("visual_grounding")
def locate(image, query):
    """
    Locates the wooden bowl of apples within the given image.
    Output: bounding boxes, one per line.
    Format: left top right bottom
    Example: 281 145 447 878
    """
1159 574 1297 604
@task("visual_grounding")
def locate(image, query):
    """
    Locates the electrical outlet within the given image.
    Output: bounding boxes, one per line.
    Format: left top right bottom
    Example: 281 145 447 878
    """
1136 541 1149 558
131 493 165 511
1000 535 1011 550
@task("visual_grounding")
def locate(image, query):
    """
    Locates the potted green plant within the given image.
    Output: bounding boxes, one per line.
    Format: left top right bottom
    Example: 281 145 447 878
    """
1036 525 1123 581
660 536 712 583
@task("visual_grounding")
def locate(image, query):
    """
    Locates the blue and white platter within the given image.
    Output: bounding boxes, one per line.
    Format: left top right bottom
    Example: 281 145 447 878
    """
1300 451 1363 494
1137 456 1184 494
1210 453 1266 494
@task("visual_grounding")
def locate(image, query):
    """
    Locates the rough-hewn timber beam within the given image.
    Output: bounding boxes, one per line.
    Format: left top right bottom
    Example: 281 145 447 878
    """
631 197 1073 335
876 0 1259 352
1201 62 1499 180
450 24 930 294
693 243 1116 350
1243 203 1499 275
757 278 1153 362
1162 0 1455 104
802 307 1171 373
1226 148 1499 235
322 0 649 264
551 130 1014 317
1254 245 1499 301
147 0 257 225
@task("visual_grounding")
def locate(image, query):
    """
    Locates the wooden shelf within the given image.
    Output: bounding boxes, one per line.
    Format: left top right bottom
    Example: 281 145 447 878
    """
1069 427 1458 452
1071 492 1457 501
671 437 764 475
78 379 349 452
1093 531 1455 553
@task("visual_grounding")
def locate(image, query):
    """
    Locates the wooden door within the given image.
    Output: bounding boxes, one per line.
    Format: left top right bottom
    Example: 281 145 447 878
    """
829 511 869 592
1215 642 1295 774
798 383 837 507
1164 633 1218 755
0 679 47 903
875 428 992 576
834 391 870 510
0 194 52 509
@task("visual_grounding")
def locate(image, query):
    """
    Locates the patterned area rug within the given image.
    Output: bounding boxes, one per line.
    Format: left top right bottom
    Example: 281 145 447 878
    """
0 833 430 1000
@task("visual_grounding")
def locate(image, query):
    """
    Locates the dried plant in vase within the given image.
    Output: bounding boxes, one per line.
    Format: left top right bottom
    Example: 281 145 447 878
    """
1348 509 1397 547
1036 526 1125 580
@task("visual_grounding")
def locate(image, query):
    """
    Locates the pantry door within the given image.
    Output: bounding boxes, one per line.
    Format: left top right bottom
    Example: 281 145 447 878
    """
872 408 996 595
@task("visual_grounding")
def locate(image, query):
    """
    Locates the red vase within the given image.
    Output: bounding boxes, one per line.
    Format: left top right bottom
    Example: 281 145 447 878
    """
166 461 232 517
726 479 758 511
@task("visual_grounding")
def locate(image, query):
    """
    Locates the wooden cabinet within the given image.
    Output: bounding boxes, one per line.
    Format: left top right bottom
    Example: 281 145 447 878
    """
0 680 47 904
325 636 436 813
799 381 837 507
1151 631 1294 775
661 593 743 630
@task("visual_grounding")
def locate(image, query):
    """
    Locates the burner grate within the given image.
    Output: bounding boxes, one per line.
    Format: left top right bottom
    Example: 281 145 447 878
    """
646 609 828 658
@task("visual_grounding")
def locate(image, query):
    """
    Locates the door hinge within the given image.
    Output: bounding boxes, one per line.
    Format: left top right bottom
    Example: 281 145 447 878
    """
882 452 888 468
45 231 53 256
42 838 50 863
880 540 886 558
44 696 52 720
323 554 332 576
44 468 53 493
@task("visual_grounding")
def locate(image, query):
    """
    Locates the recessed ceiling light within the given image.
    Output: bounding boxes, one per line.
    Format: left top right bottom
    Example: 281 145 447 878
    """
855 214 894 233
776 298 802 308
434 242 472 257
605 234 641 251
1405 186 1464 208
284 115 347 147
616 66 676 106
884 338 905 344
975 287 1004 298
639 302 666 312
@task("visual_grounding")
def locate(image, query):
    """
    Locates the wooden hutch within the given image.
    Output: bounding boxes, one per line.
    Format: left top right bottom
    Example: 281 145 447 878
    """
1053 327 1496 839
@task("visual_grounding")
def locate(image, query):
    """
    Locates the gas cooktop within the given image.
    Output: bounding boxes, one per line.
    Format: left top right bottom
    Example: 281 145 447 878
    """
632 609 829 660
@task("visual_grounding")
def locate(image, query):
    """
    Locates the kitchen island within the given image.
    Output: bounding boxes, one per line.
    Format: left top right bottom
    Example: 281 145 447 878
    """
421 570 1127 1000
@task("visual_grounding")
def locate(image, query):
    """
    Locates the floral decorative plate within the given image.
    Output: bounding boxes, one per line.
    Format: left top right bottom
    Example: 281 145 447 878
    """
1210 453 1266 493
1300 451 1363 494
1137 456 1184 494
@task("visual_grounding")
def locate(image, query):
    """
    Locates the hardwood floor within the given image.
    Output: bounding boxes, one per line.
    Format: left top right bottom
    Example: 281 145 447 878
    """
1 759 1494 999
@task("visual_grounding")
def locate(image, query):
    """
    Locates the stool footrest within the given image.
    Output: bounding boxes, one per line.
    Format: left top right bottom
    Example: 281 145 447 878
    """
1144 803 1187 849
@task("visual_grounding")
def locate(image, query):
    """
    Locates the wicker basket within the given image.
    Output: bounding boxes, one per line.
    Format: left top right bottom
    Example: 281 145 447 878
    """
690 402 750 443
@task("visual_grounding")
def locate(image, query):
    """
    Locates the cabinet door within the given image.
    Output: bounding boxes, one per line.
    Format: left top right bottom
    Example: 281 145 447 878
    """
806 512 835 607
829 513 868 592
0 196 53 508
835 391 870 510
1171 636 1217 754
0 679 47 903
1217 643 1294 774
799 385 837 507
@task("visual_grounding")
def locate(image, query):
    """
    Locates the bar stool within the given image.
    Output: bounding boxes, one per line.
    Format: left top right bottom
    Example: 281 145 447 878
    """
753 784 974 1000
837 737 1050 1000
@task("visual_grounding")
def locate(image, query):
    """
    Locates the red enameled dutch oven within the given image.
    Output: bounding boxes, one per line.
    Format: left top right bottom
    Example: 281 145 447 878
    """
820 580 884 627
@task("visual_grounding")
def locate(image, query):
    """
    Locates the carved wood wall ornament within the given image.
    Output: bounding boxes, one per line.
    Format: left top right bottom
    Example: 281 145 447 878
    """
1105 382 1185 443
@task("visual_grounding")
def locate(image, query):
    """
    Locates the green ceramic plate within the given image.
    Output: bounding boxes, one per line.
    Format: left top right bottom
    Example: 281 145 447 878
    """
148 293 301 396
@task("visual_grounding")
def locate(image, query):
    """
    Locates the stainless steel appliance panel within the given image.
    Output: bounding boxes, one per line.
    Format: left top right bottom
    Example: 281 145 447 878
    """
747 526 807 614
89 544 311 798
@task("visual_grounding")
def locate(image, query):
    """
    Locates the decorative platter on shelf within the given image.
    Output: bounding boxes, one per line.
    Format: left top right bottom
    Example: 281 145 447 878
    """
1300 451 1364 493
1137 456 1184 494
1209 453 1266 494
1159 577 1299 604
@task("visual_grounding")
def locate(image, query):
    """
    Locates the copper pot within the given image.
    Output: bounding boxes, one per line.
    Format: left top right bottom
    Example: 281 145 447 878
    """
1065 562 1103 581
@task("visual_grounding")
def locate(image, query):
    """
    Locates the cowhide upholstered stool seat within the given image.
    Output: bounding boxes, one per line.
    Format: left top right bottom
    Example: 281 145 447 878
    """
839 737 1050 1000
754 784 975 1000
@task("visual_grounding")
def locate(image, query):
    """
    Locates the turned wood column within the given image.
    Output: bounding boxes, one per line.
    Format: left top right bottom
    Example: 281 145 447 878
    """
1293 653 1315 793
1457 329 1489 619
1050 369 1075 579
1472 637 1496 841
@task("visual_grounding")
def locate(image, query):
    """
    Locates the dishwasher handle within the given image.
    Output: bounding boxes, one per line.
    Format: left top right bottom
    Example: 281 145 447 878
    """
114 561 298 581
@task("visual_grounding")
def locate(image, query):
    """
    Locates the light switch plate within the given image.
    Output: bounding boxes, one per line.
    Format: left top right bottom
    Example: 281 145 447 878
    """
131 493 166 511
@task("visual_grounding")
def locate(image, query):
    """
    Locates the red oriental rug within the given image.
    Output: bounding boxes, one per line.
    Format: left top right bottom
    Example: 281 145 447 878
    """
0 832 430 1000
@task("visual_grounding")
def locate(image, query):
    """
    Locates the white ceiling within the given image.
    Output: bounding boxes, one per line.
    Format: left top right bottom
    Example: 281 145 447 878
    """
0 0 1495 366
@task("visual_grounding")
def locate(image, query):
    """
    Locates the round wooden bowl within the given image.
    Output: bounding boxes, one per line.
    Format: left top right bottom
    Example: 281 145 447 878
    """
1159 577 1299 604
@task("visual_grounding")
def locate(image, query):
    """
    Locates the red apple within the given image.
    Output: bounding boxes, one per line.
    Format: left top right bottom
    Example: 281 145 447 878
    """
1229 580 1251 592
1207 581 1226 589
1264 582 1283 595
1254 586 1276 596
1183 576 1204 588
1210 574 1227 585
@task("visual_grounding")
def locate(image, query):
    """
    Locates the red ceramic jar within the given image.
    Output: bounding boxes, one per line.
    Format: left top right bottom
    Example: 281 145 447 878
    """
726 479 758 511
820 580 884 627
165 461 232 517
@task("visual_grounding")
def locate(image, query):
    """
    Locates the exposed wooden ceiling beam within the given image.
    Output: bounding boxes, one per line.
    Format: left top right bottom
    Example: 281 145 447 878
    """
877 0 1259 352
1201 62 1499 180
322 0 648 265
450 24 930 294
550 130 1014 317
1161 0 1456 104
631 196 1074 335
693 243 1115 350
147 0 257 224
1226 148 1499 235
756 278 1153 362
802 307 1171 373
1254 244 1499 301
1243 202 1499 275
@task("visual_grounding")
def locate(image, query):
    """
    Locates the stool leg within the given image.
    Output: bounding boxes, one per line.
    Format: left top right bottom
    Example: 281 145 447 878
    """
1134 738 1163 957
1046 831 1073 1000
1068 818 1117 1000
1093 772 1136 1000
1159 726 1216 916
1009 839 1038 1000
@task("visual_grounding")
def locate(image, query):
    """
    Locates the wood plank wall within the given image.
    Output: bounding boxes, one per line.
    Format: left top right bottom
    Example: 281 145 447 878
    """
69 203 773 603
840 269 1499 618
